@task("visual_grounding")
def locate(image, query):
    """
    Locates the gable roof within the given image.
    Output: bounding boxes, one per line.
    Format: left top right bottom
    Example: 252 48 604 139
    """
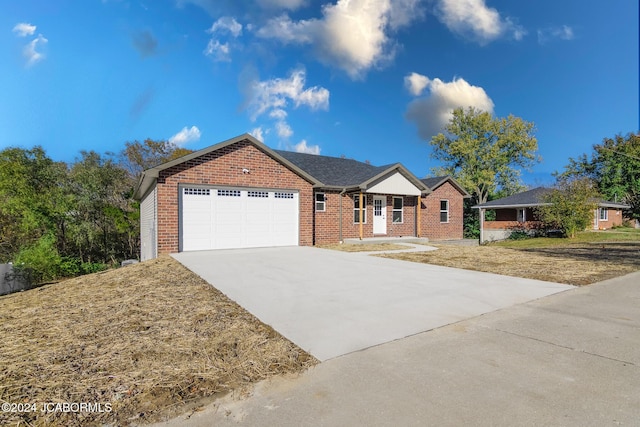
275 150 429 193
473 187 631 209
133 134 319 199
274 150 390 187
133 133 430 199
420 176 471 198
474 187 551 208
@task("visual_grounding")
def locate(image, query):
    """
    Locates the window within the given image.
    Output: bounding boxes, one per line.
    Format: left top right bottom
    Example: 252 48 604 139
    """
392 197 403 223
440 200 449 223
315 193 326 212
184 188 210 196
599 208 608 221
275 192 294 199
247 191 268 198
517 208 526 223
353 195 366 223
218 189 241 197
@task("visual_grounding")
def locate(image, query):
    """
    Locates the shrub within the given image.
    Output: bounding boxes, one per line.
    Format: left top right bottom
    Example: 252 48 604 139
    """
14 233 63 285
508 230 531 240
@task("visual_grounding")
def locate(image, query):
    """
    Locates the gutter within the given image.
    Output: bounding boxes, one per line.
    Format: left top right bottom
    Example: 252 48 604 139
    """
339 188 346 243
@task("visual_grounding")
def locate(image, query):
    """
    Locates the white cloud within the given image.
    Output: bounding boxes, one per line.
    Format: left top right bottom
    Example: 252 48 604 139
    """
247 68 329 121
405 75 494 140
169 126 201 146
24 34 48 67
404 72 430 96
435 0 524 44
257 0 307 10
269 109 288 120
204 39 231 61
204 16 242 61
249 127 265 142
293 139 321 155
257 0 423 79
537 25 574 44
388 0 424 30
13 22 36 37
208 16 243 37
275 121 293 138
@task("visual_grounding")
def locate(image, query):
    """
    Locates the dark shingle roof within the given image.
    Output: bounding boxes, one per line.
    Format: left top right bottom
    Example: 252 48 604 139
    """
475 187 551 208
274 150 393 186
420 176 471 197
475 187 631 209
420 177 444 189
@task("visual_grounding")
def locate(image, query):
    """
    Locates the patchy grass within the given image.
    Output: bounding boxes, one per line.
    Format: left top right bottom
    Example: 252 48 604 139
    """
496 229 640 248
0 256 317 427
318 243 412 252
380 230 640 286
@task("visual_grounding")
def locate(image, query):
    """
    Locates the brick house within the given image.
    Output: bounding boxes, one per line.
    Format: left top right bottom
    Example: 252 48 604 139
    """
133 134 470 260
473 187 630 243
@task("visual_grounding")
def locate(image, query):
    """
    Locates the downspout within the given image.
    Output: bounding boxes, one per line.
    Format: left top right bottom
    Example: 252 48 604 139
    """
416 195 421 238
359 192 364 240
339 188 346 243
479 208 485 244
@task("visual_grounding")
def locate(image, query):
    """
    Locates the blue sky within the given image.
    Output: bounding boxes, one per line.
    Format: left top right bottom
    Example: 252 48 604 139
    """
1 0 638 186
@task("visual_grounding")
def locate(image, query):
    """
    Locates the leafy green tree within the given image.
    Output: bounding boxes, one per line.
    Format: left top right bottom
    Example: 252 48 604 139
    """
120 139 193 178
65 151 137 263
536 178 599 238
430 107 540 205
0 147 68 262
559 133 640 221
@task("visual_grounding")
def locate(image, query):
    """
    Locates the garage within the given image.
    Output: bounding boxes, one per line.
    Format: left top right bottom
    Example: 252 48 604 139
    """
180 186 299 251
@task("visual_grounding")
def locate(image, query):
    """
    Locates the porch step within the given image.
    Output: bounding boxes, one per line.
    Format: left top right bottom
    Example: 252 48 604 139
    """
342 237 430 245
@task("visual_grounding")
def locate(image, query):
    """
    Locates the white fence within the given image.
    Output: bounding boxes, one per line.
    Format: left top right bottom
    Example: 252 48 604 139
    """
0 264 28 296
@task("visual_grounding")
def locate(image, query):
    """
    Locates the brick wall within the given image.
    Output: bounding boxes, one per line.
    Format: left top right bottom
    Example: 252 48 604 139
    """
595 208 625 229
314 192 418 244
155 140 314 254
421 181 464 240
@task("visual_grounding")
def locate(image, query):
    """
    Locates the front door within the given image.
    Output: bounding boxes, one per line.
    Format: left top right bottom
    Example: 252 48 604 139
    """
373 196 386 234
593 209 599 229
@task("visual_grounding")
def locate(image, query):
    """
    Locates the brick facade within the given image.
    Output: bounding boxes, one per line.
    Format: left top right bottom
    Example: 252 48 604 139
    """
594 207 624 229
155 141 314 254
314 192 419 244
420 181 465 240
151 139 467 254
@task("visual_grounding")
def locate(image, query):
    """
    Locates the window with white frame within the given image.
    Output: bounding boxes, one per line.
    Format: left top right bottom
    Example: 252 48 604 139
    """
393 197 403 223
353 195 366 223
517 208 526 223
315 193 326 212
440 200 449 223
599 208 608 221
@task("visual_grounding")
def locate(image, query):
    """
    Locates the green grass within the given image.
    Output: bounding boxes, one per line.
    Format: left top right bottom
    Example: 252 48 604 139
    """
493 229 640 249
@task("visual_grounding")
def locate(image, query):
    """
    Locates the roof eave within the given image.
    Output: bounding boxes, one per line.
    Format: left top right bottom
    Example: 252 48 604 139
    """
358 164 430 193
472 203 551 209
133 133 322 199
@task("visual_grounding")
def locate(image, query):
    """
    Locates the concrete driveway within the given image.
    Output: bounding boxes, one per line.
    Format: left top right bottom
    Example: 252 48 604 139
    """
152 271 640 427
172 246 572 361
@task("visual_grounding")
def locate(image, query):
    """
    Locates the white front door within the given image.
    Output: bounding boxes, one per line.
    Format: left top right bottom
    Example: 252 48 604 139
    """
373 196 386 234
593 209 599 229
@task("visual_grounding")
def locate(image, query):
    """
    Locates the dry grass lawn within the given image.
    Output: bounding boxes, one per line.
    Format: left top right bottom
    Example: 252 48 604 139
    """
0 256 317 427
317 243 411 252
380 231 640 286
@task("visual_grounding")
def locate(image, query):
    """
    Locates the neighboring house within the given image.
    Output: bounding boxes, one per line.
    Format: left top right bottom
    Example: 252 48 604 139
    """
133 134 470 260
473 187 630 243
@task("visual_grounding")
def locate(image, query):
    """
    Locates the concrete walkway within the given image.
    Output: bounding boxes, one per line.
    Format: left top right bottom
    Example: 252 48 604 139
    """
152 271 640 427
173 247 571 361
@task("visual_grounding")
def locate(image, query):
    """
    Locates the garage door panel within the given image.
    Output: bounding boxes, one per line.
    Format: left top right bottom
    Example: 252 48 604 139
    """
181 187 299 251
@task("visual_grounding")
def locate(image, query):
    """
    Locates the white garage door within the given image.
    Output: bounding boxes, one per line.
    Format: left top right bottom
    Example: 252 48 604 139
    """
181 187 299 251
